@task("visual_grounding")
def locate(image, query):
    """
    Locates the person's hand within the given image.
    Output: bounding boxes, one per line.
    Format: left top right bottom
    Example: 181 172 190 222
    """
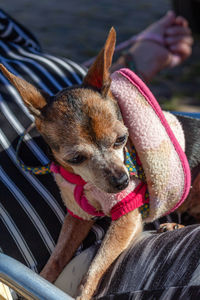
165 13 193 65
120 11 193 82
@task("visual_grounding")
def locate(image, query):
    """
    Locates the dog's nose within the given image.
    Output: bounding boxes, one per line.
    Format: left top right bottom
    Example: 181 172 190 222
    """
109 173 129 191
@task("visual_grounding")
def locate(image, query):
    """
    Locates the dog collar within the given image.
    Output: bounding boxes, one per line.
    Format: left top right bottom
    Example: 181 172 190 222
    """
50 163 86 185
16 123 51 175
16 123 150 220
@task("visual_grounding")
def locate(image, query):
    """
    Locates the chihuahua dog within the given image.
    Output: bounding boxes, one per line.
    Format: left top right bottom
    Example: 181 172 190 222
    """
0 28 187 299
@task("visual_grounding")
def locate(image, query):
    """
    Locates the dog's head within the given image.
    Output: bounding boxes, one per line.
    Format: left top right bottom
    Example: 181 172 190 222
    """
0 28 130 193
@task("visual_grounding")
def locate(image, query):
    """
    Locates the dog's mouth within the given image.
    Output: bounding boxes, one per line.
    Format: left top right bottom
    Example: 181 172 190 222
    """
94 173 130 194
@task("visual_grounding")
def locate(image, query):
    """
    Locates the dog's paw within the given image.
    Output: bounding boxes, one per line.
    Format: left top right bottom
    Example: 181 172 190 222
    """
157 223 184 233
76 276 94 300
76 286 91 300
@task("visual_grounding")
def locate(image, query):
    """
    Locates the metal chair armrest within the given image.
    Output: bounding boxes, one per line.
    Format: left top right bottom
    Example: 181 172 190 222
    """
0 253 74 300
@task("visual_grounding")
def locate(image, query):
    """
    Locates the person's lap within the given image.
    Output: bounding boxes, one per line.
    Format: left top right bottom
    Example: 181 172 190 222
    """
94 225 200 299
54 225 200 299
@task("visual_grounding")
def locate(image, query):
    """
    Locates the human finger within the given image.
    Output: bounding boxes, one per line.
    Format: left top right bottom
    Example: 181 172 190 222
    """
157 10 176 28
166 26 191 36
165 35 193 47
170 42 192 60
174 16 189 28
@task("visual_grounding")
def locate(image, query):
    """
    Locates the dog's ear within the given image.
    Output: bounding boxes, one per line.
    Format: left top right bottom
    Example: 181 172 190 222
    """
83 27 116 97
0 64 48 117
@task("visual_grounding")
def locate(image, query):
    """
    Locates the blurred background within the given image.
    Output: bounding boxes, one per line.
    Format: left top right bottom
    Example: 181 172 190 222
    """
1 0 200 112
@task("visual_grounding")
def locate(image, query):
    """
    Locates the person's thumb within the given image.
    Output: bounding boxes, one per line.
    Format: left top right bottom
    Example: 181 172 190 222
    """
158 11 175 28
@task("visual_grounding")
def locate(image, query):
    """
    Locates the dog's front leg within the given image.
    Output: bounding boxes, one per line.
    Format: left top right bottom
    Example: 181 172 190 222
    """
40 214 94 283
77 209 142 300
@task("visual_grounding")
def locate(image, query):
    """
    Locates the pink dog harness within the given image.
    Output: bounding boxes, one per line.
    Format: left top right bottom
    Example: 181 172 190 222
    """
51 146 150 221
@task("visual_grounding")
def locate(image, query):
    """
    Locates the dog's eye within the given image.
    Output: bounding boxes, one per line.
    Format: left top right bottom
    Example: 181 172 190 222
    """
114 135 127 147
67 154 86 165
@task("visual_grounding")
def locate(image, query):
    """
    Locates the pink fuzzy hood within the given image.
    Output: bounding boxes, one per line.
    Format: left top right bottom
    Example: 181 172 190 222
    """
111 69 191 222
